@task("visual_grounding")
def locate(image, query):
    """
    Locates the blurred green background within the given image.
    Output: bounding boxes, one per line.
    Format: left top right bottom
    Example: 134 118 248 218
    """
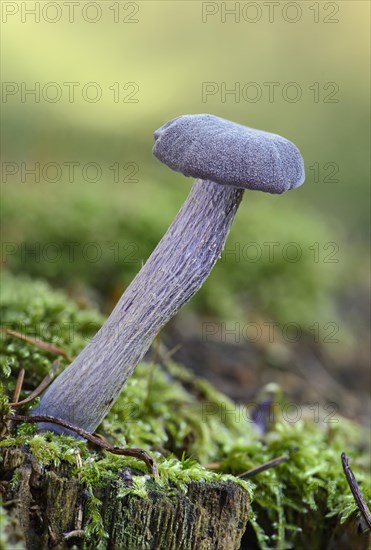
1 2 370 418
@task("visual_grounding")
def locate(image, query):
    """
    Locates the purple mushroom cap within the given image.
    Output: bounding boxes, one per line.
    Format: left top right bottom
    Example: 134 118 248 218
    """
153 114 305 194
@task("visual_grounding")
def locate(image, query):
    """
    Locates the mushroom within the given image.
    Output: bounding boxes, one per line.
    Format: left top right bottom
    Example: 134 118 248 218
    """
32 114 305 435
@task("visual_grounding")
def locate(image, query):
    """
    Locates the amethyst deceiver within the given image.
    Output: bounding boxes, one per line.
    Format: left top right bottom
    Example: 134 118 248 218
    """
32 114 305 435
153 114 305 193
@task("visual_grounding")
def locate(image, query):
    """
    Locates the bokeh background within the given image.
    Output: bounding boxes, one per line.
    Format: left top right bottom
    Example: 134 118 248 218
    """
1 1 370 424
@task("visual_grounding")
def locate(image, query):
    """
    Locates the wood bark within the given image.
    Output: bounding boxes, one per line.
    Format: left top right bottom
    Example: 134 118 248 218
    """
0 447 250 550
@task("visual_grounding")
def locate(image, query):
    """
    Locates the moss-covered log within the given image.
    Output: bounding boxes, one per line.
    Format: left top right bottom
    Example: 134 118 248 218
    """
0 446 250 550
1 446 370 550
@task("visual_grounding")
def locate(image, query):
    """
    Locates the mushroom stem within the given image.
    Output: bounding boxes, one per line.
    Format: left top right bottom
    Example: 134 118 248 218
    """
33 179 243 434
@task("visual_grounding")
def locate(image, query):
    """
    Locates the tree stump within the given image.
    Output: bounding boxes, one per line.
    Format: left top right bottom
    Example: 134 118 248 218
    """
0 446 250 550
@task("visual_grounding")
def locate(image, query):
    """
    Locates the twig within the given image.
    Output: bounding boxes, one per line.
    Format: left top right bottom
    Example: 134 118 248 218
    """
0 481 9 495
238 455 290 479
1 499 21 507
1 368 25 437
1 368 26 437
12 369 25 404
7 414 158 477
1 328 72 363
161 343 182 363
341 452 371 529
9 360 61 408
1 360 60 437
203 462 220 470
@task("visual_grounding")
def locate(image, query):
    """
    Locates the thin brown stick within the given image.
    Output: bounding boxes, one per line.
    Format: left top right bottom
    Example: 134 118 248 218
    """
9 360 61 408
0 421 8 439
162 343 182 363
8 414 158 477
12 369 25 404
1 368 26 437
1 499 21 507
238 455 290 479
341 452 371 529
203 462 220 470
1 368 25 437
1 328 72 363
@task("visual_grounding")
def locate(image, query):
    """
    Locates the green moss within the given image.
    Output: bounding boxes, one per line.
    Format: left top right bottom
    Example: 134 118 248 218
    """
0 271 105 396
84 494 109 545
217 419 370 545
100 360 247 464
0 273 369 549
0 386 11 425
